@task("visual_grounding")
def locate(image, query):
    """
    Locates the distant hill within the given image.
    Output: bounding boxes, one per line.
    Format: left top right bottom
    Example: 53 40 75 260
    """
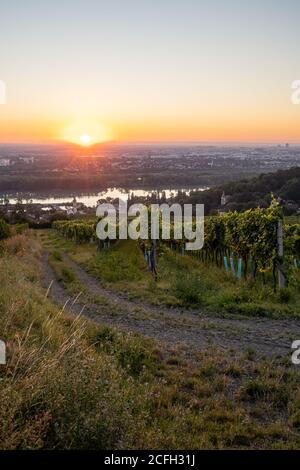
174 166 300 215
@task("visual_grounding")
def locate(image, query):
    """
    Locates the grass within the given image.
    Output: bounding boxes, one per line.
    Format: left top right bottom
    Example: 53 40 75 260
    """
48 249 84 296
1 233 300 449
39 229 300 318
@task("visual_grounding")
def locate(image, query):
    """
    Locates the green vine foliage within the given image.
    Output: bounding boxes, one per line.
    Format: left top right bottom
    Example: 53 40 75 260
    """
53 204 299 284
222 206 281 278
53 220 97 244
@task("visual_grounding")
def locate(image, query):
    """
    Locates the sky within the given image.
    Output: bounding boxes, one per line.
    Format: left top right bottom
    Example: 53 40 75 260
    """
0 0 300 144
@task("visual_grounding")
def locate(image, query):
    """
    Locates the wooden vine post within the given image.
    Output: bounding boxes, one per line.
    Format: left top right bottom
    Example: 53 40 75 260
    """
277 220 286 289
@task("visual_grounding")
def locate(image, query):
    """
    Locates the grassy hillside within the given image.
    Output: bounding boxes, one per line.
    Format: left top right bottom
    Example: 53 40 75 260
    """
1 232 300 449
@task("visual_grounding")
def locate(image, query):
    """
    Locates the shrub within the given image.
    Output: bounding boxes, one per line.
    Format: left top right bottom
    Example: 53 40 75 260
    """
3 234 30 255
172 275 204 306
278 288 292 304
0 219 10 241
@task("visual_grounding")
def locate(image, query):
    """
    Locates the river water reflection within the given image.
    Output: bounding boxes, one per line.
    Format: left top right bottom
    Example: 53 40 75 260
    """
0 187 209 207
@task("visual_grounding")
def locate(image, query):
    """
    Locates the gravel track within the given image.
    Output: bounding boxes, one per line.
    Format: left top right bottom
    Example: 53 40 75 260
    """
41 251 300 358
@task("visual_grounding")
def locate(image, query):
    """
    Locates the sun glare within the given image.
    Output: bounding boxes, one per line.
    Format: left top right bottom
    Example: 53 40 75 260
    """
61 121 112 146
79 134 92 146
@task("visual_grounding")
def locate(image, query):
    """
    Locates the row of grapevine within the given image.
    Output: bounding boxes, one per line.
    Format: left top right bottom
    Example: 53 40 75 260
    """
52 206 299 284
52 220 116 249
163 205 299 283
205 206 281 279
52 220 97 244
285 223 300 260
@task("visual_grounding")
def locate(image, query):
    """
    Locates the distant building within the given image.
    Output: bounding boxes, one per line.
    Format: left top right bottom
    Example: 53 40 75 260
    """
66 207 76 216
72 197 78 212
221 191 230 206
0 158 10 166
19 156 34 164
218 191 231 215
66 198 78 215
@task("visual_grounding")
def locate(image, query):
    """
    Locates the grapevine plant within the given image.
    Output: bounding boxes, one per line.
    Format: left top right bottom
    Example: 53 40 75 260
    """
52 203 299 285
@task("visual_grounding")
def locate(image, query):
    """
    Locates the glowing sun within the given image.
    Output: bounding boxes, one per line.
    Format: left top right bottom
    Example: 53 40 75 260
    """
61 121 112 146
79 134 92 146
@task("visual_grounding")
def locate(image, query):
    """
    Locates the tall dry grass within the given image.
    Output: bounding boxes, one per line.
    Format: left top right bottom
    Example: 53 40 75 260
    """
0 235 146 449
1 234 300 450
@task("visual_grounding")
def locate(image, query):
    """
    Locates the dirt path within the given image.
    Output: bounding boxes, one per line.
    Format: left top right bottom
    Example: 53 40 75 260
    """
41 251 300 358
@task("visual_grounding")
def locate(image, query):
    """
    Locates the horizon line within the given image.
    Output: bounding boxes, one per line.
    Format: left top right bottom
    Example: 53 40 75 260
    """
0 139 299 147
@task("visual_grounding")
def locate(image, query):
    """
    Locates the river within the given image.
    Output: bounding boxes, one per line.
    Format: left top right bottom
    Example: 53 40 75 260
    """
0 186 209 207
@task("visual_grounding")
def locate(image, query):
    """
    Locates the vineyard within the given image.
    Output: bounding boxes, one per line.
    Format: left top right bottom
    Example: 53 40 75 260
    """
52 219 97 244
52 204 300 288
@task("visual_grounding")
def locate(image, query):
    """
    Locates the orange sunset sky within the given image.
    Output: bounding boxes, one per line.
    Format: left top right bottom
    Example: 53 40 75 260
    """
1 0 300 145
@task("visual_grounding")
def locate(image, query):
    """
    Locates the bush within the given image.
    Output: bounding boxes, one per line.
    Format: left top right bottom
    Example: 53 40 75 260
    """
172 275 204 306
278 288 292 304
0 219 10 241
2 234 31 255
